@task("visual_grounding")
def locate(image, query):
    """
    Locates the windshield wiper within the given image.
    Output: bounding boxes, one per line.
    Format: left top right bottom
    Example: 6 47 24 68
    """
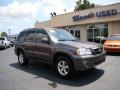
58 39 68 41
58 39 76 41
68 39 76 41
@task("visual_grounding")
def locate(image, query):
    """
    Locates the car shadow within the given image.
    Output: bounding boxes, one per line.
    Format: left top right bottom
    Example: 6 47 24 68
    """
0 47 11 51
10 61 104 87
0 48 4 51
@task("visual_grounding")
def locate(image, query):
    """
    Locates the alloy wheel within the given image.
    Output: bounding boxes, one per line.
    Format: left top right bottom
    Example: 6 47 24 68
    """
57 60 69 76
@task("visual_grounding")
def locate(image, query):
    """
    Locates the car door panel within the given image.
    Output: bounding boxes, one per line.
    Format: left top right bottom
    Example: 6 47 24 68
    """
33 29 52 63
23 30 35 58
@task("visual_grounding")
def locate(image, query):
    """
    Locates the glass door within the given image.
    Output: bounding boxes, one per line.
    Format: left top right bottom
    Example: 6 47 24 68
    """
87 24 108 44
94 28 101 43
87 29 94 42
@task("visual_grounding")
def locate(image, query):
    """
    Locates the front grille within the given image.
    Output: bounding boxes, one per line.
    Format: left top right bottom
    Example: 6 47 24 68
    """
108 45 120 47
94 59 105 65
91 48 103 55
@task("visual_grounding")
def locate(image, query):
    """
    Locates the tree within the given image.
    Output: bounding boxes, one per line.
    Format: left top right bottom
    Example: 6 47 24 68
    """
74 0 95 11
1 32 8 37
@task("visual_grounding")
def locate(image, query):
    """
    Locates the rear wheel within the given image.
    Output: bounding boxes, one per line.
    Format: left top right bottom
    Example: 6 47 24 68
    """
18 51 28 66
55 56 74 79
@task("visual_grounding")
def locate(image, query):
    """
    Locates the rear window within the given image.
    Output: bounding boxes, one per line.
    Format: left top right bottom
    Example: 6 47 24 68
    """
0 37 5 40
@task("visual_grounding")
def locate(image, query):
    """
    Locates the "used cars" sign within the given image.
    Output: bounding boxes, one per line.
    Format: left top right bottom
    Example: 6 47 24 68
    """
72 9 118 22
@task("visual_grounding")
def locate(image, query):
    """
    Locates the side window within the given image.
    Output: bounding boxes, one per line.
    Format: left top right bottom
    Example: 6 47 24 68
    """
25 30 35 42
35 30 48 43
17 31 26 41
0 37 5 40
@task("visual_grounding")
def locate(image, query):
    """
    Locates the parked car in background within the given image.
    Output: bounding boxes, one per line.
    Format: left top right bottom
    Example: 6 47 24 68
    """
14 28 106 78
104 34 120 53
8 37 16 47
8 34 18 47
0 37 10 49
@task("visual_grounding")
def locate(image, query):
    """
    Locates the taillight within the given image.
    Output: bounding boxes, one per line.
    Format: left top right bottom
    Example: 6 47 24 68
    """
2 41 4 44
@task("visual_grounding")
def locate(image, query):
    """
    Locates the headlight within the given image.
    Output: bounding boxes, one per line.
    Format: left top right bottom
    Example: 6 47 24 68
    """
76 48 92 55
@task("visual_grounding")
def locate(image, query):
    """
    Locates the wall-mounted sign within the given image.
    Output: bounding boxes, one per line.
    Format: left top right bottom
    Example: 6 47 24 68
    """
96 9 117 17
72 13 94 21
72 9 118 22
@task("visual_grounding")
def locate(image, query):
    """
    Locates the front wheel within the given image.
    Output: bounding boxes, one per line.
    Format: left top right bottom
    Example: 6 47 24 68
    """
18 51 28 66
55 56 74 79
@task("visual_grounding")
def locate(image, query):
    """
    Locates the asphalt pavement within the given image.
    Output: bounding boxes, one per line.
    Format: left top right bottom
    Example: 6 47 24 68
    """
0 47 120 90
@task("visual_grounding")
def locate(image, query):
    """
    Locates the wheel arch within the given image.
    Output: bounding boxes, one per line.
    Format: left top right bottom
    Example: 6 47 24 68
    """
53 52 74 67
16 47 24 56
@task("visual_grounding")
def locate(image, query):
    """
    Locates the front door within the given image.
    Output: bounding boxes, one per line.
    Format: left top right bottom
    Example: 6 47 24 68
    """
34 29 52 63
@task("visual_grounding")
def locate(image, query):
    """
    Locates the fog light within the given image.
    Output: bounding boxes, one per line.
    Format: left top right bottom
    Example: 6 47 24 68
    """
83 61 89 68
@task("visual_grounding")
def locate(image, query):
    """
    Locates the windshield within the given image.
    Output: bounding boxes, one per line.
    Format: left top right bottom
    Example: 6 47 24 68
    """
107 35 120 40
47 29 76 41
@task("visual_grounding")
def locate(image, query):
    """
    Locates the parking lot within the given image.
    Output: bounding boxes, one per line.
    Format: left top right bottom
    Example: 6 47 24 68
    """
0 47 120 90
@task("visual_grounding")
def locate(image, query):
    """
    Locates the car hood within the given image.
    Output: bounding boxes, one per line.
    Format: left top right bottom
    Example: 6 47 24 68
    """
58 41 101 49
104 40 120 45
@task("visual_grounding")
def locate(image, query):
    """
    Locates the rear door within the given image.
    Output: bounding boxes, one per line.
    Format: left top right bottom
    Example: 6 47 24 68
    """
34 29 52 63
24 30 35 58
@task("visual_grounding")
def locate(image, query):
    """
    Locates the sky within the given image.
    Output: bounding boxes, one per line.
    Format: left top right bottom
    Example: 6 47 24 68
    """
0 0 120 35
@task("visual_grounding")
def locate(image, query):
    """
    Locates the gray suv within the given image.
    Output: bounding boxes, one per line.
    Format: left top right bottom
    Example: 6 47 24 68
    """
15 28 106 78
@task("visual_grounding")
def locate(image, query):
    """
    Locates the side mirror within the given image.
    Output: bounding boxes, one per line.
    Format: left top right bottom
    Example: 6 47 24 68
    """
41 37 49 44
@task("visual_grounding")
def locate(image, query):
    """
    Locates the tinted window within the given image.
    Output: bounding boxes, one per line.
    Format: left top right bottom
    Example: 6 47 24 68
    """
17 31 26 41
25 30 35 42
35 30 48 42
0 37 5 40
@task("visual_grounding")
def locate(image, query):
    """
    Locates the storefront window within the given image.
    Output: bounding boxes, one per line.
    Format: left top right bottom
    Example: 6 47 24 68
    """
75 30 80 39
87 24 108 44
69 30 80 39
87 29 93 42
65 26 80 39
70 30 74 35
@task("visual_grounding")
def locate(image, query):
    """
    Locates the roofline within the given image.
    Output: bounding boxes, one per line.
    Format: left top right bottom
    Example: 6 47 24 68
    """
20 28 59 32
52 3 120 17
111 34 120 36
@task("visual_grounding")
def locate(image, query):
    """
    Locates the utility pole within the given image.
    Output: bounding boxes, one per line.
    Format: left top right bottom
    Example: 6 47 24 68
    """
8 29 11 35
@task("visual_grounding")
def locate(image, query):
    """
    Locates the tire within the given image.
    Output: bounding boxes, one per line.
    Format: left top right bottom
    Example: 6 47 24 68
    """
55 56 74 79
18 51 28 66
3 44 7 50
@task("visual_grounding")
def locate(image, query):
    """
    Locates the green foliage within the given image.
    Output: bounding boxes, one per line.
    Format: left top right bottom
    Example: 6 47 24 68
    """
74 0 95 11
1 32 8 37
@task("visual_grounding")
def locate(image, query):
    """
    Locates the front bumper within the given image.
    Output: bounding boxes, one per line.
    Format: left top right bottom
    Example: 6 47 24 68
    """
72 51 106 70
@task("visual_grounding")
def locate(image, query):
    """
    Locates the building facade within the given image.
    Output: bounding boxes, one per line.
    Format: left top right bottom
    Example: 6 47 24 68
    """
35 3 120 43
